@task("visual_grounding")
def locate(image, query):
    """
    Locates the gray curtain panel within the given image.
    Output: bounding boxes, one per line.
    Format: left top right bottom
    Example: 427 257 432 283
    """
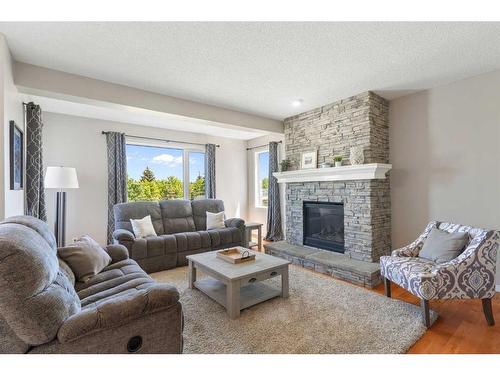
205 143 216 199
265 141 284 241
106 132 127 243
25 102 47 221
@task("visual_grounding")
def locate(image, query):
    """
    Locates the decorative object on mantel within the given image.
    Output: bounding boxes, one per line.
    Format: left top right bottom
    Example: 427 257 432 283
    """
279 158 293 172
273 163 392 183
319 162 333 168
9 121 23 190
334 155 343 167
216 247 256 264
349 146 364 165
300 150 317 169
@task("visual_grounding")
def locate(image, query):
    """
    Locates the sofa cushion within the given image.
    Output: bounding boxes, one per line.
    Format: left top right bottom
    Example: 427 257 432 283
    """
160 234 178 254
208 227 242 247
76 259 154 307
191 199 225 230
419 228 468 263
160 200 196 234
58 236 112 283
173 231 209 252
114 201 164 235
58 258 76 286
59 283 179 344
0 216 80 346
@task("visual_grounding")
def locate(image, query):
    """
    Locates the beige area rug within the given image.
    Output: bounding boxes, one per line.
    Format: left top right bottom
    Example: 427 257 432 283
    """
151 266 437 354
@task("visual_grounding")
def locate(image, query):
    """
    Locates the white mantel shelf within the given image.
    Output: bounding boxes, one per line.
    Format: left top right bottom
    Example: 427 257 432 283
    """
273 163 392 183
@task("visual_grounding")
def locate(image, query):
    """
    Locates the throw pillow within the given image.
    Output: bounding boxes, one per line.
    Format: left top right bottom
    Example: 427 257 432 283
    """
130 215 157 238
206 211 225 230
419 228 468 263
57 235 112 283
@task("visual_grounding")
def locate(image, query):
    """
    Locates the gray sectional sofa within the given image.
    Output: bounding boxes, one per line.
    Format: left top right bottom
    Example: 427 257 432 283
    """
0 216 183 354
113 199 245 273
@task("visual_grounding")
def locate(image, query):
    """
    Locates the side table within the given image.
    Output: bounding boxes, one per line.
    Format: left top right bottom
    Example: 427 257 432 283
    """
245 222 263 250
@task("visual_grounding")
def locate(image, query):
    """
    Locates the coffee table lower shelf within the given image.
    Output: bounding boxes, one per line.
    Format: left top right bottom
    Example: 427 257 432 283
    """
194 278 282 311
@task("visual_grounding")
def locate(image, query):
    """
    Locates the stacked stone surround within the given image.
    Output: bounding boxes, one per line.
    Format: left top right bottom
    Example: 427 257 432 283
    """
286 179 390 262
284 91 389 167
273 91 391 285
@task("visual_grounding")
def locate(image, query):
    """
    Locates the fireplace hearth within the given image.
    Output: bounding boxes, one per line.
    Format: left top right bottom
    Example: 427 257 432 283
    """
303 201 344 253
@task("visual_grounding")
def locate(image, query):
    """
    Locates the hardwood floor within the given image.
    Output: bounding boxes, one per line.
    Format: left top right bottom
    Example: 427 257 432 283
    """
256 239 500 354
372 282 500 353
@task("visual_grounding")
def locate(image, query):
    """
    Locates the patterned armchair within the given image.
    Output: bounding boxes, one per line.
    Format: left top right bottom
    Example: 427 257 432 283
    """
380 221 499 328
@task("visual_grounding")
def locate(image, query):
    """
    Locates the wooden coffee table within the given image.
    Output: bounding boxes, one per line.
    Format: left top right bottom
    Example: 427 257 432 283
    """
187 247 290 319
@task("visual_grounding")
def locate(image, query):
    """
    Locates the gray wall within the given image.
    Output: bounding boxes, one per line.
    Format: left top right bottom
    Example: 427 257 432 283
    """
42 112 248 245
389 69 500 284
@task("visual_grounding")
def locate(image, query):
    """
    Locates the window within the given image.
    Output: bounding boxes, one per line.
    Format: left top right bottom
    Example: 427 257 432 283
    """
126 143 205 201
188 151 205 200
255 150 269 208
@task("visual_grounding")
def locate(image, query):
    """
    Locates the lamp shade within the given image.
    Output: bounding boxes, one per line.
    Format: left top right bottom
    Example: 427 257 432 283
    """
44 167 79 189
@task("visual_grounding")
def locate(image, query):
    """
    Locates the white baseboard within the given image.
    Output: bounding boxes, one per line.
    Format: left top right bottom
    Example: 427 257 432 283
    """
496 285 500 292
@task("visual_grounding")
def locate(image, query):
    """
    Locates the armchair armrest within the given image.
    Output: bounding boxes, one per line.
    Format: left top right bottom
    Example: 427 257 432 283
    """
105 244 129 264
57 284 180 343
391 243 422 257
225 218 245 229
113 229 135 242
430 230 498 276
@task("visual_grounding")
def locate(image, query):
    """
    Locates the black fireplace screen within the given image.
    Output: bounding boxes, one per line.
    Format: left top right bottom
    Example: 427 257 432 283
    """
303 201 344 253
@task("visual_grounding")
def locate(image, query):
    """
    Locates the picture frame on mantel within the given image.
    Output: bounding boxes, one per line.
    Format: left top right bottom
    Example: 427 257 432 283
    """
9 120 24 190
300 149 317 169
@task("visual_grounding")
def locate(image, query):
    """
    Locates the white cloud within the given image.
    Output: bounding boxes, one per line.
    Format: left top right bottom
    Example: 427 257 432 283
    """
152 154 183 166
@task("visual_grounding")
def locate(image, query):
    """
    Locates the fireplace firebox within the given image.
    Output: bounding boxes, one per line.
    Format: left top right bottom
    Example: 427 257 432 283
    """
303 201 344 253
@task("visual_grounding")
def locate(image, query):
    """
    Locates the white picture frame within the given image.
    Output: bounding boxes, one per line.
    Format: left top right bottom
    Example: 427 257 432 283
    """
300 150 317 169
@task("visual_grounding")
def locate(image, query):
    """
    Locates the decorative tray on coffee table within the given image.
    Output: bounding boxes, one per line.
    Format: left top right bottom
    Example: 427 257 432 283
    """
216 248 256 264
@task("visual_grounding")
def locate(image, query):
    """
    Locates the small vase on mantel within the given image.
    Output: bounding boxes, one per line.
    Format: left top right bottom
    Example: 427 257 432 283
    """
349 146 364 165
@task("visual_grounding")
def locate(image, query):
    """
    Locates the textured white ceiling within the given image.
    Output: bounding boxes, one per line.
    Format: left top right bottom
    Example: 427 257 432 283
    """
2 22 500 119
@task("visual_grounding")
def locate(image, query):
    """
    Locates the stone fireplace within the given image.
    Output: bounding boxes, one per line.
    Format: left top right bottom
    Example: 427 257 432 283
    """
264 91 391 288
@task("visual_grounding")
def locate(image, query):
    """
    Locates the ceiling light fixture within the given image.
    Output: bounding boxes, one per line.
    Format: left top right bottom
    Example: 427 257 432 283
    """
291 99 303 107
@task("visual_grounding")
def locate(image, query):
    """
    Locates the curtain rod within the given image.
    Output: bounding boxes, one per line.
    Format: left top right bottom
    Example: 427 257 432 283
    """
101 131 220 148
246 140 282 151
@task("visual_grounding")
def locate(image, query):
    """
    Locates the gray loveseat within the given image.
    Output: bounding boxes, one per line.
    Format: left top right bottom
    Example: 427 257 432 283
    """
0 216 183 354
113 199 245 273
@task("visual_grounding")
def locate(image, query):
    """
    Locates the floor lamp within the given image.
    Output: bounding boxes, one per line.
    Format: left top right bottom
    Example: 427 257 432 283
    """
44 166 79 247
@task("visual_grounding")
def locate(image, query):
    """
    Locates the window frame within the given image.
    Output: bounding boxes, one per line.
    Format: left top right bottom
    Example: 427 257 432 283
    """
254 148 269 209
125 138 206 201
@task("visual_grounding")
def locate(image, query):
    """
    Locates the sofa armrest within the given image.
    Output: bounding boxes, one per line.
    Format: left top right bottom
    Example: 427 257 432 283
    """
225 218 245 229
225 218 246 247
113 228 135 242
57 284 180 344
105 244 129 263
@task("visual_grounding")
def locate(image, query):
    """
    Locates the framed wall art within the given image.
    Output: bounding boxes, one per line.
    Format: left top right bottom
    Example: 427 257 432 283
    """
9 120 23 190
300 150 317 169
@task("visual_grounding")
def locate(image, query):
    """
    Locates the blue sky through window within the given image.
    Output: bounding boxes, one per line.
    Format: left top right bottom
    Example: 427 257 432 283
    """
126 144 205 181
189 151 205 182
